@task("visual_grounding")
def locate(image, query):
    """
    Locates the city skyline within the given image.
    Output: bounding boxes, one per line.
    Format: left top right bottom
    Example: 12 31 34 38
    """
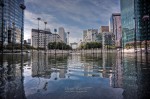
24 0 120 43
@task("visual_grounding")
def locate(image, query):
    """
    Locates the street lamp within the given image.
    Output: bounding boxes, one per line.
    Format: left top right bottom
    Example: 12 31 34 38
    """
32 35 33 53
54 29 57 55
61 40 63 54
142 15 149 54
133 17 137 53
12 22 15 53
0 0 4 54
67 32 70 53
67 32 70 45
20 3 26 55
44 21 47 54
37 18 41 51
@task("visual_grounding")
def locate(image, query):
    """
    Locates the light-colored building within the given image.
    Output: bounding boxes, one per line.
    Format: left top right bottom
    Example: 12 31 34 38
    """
83 30 87 41
83 29 98 42
58 27 67 43
100 26 109 33
31 29 61 49
109 13 122 47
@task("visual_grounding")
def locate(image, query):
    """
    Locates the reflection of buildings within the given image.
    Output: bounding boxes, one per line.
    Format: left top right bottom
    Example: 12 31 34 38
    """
31 54 68 79
121 54 150 99
110 53 123 88
0 55 28 99
32 54 51 78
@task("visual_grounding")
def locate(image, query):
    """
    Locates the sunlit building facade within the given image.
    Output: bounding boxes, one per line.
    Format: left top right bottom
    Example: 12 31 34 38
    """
58 27 67 43
0 0 25 45
109 13 122 47
32 29 62 48
83 29 98 42
100 26 109 33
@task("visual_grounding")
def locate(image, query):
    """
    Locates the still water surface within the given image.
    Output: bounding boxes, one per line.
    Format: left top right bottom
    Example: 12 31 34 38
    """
0 53 150 99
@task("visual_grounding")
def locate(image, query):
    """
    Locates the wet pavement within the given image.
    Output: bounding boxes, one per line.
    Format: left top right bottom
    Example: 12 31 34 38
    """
0 52 150 99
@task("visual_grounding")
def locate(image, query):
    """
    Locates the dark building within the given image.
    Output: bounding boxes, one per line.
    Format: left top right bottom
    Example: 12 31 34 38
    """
0 0 25 45
138 0 150 43
120 0 150 47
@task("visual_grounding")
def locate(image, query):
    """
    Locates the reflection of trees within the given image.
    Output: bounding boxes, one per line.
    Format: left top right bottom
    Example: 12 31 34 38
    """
0 54 28 99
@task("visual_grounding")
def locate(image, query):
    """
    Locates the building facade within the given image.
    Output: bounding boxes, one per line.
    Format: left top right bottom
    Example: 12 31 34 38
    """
100 26 109 33
102 32 115 49
58 27 67 43
109 13 122 47
0 0 25 45
83 29 98 42
31 29 61 48
120 0 150 47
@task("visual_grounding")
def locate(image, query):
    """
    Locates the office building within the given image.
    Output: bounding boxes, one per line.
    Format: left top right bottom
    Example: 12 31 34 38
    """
83 29 98 42
109 13 122 47
58 27 67 43
0 0 25 45
83 30 87 41
120 0 150 47
31 29 61 48
102 32 115 49
100 26 109 33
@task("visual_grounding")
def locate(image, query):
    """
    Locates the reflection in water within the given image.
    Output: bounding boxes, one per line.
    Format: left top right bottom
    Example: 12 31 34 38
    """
0 53 150 99
0 54 28 99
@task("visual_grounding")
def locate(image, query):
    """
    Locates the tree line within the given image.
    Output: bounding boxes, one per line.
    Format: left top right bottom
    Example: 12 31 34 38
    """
79 42 102 49
48 42 72 50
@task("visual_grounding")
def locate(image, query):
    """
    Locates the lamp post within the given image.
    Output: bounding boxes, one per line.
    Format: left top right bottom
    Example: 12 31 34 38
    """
67 32 70 53
54 29 57 55
20 4 26 55
133 17 137 53
32 35 33 53
12 22 15 53
142 15 149 54
37 18 41 52
67 32 70 45
61 40 63 54
44 21 47 54
0 0 4 54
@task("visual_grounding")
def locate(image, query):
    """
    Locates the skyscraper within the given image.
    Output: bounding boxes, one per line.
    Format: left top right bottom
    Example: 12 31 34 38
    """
0 0 25 45
109 13 122 47
120 0 150 48
58 27 67 43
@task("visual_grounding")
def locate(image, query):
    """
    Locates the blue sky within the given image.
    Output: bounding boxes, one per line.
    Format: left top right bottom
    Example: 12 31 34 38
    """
24 0 120 43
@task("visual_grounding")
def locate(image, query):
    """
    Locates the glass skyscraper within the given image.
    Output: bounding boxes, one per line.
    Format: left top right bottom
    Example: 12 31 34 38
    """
0 0 25 45
121 0 150 47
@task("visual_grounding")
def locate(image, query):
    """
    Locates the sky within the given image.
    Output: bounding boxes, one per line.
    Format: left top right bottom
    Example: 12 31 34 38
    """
24 0 120 43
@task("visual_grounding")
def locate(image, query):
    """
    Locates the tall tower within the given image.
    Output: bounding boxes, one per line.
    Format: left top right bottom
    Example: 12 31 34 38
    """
109 13 122 47
58 27 66 43
0 0 25 45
